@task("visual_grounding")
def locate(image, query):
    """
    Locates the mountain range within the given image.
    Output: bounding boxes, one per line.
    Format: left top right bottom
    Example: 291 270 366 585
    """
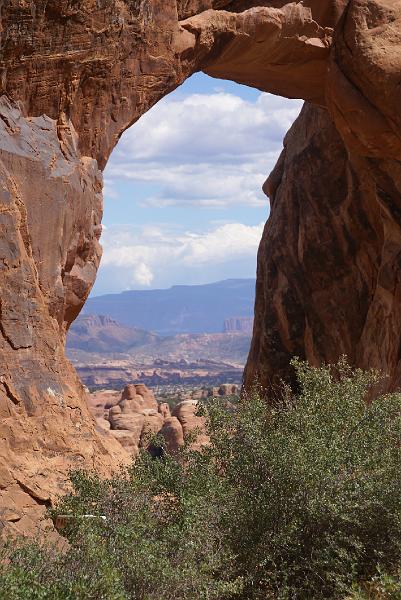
83 279 256 336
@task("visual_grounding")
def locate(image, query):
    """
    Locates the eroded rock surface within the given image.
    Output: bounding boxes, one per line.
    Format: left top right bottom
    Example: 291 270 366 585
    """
88 384 207 455
1 0 401 531
0 96 128 535
246 1 401 391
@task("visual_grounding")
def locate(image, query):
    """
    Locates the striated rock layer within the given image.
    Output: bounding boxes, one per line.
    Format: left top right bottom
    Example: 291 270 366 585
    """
1 0 401 530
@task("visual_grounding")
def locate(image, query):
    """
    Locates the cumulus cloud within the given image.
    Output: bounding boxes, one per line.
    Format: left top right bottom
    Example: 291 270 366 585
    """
93 221 264 294
105 91 302 209
94 85 302 294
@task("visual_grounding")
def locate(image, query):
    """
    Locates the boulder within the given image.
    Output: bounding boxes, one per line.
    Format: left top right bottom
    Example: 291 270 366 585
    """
109 431 141 456
173 401 209 450
109 413 145 437
120 384 158 412
158 403 171 419
218 384 238 396
159 418 185 453
95 418 111 433
109 405 122 418
140 411 165 447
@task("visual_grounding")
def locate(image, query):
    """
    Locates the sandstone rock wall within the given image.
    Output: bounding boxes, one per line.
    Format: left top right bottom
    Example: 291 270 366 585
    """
245 103 384 389
0 96 128 534
1 0 401 531
247 1 401 391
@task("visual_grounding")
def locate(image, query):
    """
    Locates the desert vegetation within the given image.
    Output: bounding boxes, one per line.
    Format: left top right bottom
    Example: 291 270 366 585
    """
2 359 401 599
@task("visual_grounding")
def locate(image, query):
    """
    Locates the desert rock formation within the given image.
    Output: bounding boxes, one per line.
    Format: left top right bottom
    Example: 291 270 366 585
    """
246 1 401 390
89 384 208 455
67 314 159 353
224 317 254 334
1 0 401 531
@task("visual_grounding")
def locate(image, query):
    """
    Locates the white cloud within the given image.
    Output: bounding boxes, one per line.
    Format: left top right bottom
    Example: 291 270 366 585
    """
93 221 264 294
105 91 302 209
179 222 264 265
94 85 302 294
133 262 154 286
111 92 300 162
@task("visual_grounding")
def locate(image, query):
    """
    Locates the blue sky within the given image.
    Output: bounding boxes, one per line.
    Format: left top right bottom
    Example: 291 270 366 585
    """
92 73 302 296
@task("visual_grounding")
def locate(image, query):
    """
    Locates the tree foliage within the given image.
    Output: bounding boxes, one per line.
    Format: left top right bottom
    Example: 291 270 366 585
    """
2 359 401 599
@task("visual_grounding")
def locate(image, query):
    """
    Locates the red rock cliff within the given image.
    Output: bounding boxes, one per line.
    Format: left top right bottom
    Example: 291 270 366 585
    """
0 0 400 531
246 1 401 390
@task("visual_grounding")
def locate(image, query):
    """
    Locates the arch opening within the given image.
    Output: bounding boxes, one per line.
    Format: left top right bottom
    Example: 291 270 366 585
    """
66 72 302 392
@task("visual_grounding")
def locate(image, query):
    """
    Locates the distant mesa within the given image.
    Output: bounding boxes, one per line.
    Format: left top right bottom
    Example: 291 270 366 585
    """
67 313 159 353
67 281 255 380
67 309 252 389
223 317 254 334
74 359 244 390
84 279 256 335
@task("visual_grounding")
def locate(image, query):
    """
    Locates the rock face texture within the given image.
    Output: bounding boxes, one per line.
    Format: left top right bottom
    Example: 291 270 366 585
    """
246 103 380 388
1 0 401 530
246 1 401 391
0 96 128 535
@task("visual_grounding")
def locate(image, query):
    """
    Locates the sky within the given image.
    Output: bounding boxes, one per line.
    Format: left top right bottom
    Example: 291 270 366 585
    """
92 73 303 296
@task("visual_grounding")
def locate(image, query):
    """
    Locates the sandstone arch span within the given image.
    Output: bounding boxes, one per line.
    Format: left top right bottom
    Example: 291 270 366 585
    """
0 0 400 532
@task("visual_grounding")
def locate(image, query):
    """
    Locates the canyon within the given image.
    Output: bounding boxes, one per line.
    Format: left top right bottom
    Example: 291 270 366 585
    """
0 0 401 533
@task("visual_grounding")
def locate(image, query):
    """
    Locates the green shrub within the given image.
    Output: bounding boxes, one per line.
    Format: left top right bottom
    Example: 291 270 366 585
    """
2 359 401 599
348 569 401 599
201 358 401 598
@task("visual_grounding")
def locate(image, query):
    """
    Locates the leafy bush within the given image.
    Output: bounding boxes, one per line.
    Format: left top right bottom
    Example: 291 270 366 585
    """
2 359 401 599
348 569 401 599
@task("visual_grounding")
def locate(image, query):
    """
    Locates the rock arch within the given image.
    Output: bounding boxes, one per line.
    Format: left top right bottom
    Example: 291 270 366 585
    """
0 0 400 531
